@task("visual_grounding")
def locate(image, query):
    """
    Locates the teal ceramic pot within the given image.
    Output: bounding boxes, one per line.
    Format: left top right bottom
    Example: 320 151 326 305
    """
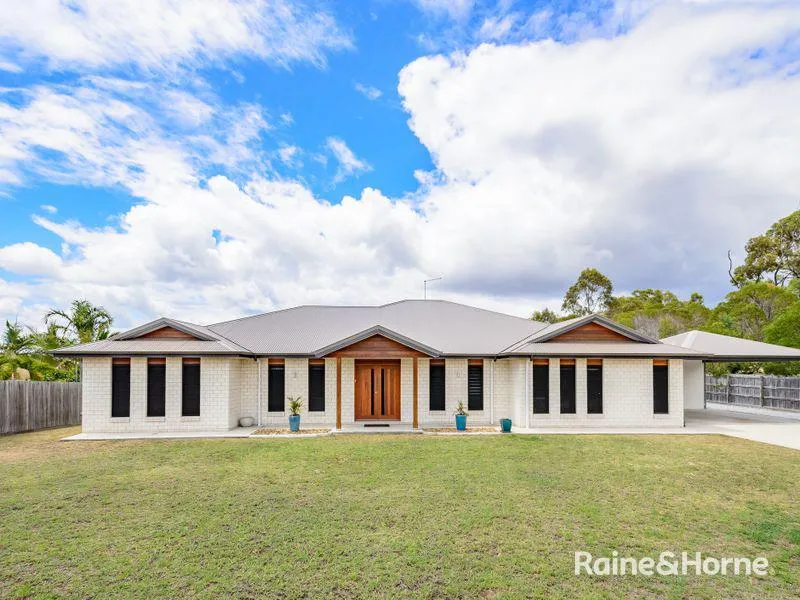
288 415 300 432
500 418 512 433
455 414 467 431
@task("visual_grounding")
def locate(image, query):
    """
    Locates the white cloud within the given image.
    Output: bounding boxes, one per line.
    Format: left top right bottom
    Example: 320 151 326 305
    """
325 137 372 182
0 79 269 193
0 242 63 277
354 83 383 100
40 204 57 214
278 144 301 165
0 0 352 72
477 14 518 40
398 1 800 298
3 0 800 328
414 0 475 20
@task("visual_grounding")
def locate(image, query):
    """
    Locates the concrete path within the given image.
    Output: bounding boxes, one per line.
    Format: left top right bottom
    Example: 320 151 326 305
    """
684 408 800 451
62 409 800 450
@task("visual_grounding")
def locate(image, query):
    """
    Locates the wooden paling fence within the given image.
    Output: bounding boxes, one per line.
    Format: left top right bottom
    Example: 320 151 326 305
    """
0 381 82 435
705 374 800 411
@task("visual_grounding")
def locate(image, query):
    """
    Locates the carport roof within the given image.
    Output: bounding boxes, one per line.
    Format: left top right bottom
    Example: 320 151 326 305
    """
661 330 800 362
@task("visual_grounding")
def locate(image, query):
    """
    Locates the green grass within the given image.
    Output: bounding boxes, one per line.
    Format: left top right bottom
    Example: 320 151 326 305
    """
2 429 800 598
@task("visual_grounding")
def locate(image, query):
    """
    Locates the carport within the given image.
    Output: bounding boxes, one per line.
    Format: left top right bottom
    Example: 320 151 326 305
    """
662 330 800 427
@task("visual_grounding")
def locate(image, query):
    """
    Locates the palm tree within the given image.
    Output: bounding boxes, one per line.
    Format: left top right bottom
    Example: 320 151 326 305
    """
0 320 38 380
46 300 113 344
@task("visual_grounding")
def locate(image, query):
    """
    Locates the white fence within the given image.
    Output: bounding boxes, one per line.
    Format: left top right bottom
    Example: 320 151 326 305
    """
705 374 800 411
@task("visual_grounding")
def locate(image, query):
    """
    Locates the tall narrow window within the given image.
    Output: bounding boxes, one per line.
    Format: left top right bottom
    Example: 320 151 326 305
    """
268 361 285 412
429 360 446 411
111 358 130 418
532 359 549 414
587 360 603 414
147 357 166 417
560 359 576 414
182 358 201 417
308 361 325 412
467 361 484 411
653 360 669 414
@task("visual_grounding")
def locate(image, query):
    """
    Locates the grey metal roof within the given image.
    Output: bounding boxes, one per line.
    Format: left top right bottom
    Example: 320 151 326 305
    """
52 339 246 356
503 342 708 358
208 300 547 356
661 331 800 362
52 301 800 360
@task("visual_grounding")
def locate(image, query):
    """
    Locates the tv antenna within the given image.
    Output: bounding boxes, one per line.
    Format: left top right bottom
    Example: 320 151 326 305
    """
423 277 442 300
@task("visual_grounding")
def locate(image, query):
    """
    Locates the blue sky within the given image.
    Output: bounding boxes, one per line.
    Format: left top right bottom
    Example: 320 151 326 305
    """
1 0 799 327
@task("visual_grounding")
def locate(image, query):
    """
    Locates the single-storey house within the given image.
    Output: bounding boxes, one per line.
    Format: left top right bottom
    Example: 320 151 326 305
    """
54 300 800 433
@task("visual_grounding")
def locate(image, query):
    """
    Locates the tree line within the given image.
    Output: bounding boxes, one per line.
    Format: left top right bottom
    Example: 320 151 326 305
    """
1 300 112 381
533 210 800 375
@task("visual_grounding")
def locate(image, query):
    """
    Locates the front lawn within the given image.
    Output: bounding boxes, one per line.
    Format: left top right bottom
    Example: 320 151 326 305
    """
2 428 800 598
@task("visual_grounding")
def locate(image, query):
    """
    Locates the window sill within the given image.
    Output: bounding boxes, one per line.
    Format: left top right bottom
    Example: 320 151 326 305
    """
653 413 671 418
180 416 201 421
110 417 130 423
587 413 604 418
145 417 166 422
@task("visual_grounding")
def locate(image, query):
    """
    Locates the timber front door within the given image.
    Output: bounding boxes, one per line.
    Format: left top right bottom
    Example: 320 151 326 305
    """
355 361 401 420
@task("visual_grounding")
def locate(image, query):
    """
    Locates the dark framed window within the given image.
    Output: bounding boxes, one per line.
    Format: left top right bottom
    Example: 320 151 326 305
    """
182 358 201 417
653 361 669 414
111 358 130 418
532 360 549 414
559 360 576 414
268 362 285 412
467 361 484 411
429 361 446 411
308 362 325 412
147 357 166 417
587 361 603 414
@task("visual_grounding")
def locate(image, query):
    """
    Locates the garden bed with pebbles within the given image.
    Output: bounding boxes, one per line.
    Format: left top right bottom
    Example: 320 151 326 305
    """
423 426 500 433
252 428 331 436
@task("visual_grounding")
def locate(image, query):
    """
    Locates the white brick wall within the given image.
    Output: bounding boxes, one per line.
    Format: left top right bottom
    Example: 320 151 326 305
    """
82 356 234 433
81 354 688 432
528 358 684 428
341 358 355 424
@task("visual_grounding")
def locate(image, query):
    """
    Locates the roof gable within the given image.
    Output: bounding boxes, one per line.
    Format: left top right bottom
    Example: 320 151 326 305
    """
138 326 199 340
547 322 636 343
316 326 439 358
528 314 657 344
115 318 218 342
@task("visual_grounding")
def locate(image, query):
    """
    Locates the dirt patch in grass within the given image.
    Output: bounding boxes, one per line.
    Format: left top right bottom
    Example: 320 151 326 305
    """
251 427 331 435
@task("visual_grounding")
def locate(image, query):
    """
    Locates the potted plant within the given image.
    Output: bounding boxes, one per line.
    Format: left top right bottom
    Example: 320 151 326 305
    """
455 401 468 431
500 417 512 433
288 396 302 432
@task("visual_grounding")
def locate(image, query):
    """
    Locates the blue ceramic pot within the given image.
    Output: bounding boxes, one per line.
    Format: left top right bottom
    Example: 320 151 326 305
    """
500 418 512 433
288 415 300 432
455 414 467 431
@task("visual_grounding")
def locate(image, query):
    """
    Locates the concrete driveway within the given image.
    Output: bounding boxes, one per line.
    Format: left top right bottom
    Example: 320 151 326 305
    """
685 408 800 450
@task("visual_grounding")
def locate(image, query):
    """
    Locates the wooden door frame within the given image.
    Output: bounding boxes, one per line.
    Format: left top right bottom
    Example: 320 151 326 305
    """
354 360 401 421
